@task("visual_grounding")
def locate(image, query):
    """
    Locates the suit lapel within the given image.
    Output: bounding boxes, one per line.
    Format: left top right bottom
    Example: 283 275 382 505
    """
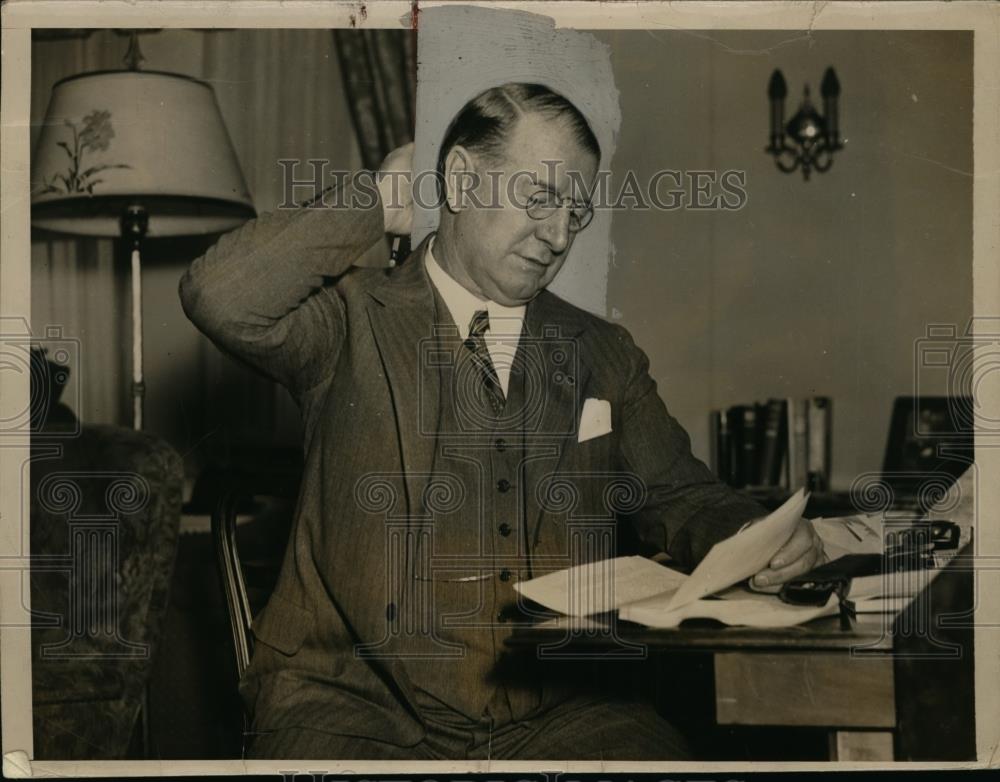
366 238 440 520
521 291 592 550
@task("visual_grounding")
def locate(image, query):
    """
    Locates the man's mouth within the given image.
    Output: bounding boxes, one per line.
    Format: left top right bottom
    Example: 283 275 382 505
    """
518 254 550 271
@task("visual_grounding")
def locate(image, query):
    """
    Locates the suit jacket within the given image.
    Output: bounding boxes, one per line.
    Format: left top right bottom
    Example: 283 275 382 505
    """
179 174 765 745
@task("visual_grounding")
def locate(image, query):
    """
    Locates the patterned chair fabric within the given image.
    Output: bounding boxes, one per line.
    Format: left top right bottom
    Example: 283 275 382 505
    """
30 423 183 759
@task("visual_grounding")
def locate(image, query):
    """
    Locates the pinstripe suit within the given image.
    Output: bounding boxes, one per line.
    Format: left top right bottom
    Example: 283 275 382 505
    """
179 174 764 758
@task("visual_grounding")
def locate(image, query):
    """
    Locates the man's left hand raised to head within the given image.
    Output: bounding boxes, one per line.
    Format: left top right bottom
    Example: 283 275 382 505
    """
377 142 415 236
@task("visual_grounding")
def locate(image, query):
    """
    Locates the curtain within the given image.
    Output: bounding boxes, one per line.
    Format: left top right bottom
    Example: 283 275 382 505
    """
30 29 365 482
333 29 417 170
334 29 417 259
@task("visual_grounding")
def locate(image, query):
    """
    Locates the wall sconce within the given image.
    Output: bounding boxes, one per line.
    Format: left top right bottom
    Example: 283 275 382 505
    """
766 67 842 180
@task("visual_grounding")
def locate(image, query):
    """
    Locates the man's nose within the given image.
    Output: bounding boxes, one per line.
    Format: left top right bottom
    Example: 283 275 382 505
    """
534 207 572 254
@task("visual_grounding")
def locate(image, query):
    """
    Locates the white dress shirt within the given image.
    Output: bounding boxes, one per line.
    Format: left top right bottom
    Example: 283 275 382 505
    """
424 237 525 397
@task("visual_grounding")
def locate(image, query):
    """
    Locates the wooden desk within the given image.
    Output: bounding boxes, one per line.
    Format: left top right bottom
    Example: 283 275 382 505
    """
506 546 975 761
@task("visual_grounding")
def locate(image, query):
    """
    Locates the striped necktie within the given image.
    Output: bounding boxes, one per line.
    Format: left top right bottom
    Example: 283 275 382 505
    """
463 310 505 417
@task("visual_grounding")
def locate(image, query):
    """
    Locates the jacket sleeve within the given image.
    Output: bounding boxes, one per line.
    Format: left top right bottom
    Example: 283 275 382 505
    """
613 325 767 570
178 173 385 399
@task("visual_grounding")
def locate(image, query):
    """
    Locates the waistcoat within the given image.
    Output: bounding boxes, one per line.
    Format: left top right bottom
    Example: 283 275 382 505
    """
401 283 546 724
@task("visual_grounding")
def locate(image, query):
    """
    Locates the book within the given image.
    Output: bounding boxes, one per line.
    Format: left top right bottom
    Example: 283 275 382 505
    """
786 397 809 491
735 404 759 488
710 410 732 483
725 406 747 487
807 397 832 491
759 398 787 486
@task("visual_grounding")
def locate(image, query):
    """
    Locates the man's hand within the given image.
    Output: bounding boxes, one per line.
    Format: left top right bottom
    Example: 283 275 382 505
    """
751 518 825 590
377 142 414 236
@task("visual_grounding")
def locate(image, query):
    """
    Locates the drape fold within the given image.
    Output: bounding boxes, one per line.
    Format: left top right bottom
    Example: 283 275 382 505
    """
333 29 417 171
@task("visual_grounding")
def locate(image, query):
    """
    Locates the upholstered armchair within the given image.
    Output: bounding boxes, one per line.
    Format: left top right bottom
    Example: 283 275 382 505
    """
29 350 184 759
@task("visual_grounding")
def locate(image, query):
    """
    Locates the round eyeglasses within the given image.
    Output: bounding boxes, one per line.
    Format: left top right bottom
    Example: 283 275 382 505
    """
524 189 594 233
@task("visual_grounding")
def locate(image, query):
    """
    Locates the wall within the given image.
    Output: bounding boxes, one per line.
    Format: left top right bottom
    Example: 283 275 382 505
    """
600 30 973 489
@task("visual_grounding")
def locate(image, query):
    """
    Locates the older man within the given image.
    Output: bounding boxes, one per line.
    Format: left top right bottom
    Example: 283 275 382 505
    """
180 83 823 760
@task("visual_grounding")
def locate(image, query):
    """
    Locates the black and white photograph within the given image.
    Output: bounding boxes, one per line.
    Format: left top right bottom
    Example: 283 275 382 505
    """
1 0 998 774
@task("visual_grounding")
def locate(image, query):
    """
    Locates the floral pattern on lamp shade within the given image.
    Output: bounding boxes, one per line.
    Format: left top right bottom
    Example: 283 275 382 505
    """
36 109 131 196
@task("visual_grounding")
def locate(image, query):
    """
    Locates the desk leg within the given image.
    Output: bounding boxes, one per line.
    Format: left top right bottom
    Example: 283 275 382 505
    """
828 730 894 761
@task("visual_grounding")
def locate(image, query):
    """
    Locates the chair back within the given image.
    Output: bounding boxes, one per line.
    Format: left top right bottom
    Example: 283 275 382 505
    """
211 489 254 679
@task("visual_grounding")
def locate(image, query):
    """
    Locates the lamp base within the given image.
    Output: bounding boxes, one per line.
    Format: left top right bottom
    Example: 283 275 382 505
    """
121 206 148 431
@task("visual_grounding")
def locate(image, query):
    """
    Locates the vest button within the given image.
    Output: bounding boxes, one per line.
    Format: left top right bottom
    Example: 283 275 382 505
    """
499 569 512 582
497 478 511 493
498 522 512 537
385 602 397 621
494 437 507 452
496 609 508 624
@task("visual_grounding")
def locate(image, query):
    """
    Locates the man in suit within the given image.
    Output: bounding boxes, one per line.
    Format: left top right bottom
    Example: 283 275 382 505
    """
180 83 824 760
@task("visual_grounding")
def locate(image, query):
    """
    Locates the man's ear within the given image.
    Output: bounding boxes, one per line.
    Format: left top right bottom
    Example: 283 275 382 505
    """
443 145 477 213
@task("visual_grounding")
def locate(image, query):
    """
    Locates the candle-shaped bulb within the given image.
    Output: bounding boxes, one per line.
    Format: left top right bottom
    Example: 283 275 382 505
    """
767 70 787 151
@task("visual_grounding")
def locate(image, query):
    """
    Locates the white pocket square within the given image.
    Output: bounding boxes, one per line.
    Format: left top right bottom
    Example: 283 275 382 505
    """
578 398 612 443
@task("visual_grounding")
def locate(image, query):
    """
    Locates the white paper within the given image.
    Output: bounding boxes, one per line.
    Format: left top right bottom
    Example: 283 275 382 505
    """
513 555 688 617
853 596 918 614
665 488 810 610
812 513 884 561
849 568 930 602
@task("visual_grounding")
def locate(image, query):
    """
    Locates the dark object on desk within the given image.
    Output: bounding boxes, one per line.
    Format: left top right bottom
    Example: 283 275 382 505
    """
879 395 973 509
778 553 909 609
31 421 184 759
779 520 960 608
886 518 960 554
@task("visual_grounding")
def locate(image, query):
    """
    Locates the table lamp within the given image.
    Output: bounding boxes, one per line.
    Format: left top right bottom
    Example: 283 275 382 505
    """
31 61 256 429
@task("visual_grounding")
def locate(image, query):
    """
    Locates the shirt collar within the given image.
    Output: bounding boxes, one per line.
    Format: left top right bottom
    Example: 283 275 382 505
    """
424 236 526 340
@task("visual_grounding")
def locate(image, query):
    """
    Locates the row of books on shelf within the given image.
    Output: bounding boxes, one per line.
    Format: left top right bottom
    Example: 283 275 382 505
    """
711 397 832 491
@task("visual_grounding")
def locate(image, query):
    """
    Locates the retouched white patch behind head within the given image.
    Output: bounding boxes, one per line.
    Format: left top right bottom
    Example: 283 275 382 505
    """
413 5 621 316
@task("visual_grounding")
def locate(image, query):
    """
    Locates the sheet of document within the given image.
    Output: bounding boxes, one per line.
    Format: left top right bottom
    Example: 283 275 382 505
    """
812 513 884 560
621 586 839 628
513 555 688 617
849 568 931 601
665 488 810 610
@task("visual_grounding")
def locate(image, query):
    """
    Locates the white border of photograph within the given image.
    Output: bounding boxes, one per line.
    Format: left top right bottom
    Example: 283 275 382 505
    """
2 0 998 775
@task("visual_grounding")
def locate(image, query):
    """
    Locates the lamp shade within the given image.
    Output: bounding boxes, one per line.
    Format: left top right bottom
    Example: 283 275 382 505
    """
31 70 255 237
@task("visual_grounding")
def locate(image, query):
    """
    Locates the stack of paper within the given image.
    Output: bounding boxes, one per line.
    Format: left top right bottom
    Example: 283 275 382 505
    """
623 489 841 627
513 555 687 617
515 490 843 628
